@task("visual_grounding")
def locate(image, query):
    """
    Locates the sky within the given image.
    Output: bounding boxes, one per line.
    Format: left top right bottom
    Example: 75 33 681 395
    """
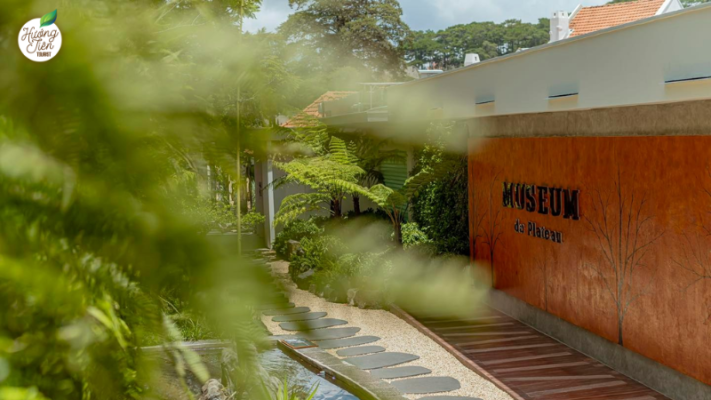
243 0 611 33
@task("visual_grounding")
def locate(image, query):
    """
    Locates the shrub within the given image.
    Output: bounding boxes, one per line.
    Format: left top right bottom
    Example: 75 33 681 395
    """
289 235 344 276
399 222 432 249
274 219 323 258
411 157 469 256
242 211 265 233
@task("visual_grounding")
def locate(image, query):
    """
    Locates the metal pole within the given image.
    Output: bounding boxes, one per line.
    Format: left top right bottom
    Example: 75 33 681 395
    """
236 86 242 256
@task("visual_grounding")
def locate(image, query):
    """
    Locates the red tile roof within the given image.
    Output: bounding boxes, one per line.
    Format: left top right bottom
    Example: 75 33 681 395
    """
570 0 666 37
282 91 356 128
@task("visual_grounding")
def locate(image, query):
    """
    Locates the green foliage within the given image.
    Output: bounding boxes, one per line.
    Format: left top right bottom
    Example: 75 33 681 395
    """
404 19 550 69
399 222 432 249
242 211 266 233
274 219 323 258
411 122 470 255
168 169 240 234
362 153 456 244
157 297 215 344
288 220 482 312
280 0 411 81
290 235 345 276
261 378 318 400
0 0 291 397
275 126 370 224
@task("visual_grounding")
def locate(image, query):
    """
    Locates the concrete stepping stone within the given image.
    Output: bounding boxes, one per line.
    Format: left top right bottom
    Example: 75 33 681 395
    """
263 306 310 316
419 397 482 400
391 377 461 394
256 302 294 311
298 327 361 341
336 346 385 357
344 352 419 370
318 336 380 349
370 366 432 380
272 312 327 322
280 318 348 331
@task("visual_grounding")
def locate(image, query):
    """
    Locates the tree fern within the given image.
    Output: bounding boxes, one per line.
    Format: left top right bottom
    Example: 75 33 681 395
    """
328 136 351 165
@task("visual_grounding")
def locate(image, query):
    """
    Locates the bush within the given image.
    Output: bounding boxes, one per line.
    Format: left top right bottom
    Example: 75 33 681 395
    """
411 157 469 256
289 235 344 276
274 219 323 258
399 222 432 249
241 211 265 233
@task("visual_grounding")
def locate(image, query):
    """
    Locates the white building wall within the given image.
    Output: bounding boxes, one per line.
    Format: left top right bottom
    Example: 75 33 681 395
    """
387 4 711 125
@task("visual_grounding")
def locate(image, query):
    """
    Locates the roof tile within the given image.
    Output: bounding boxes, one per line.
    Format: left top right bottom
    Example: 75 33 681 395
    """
282 91 356 128
570 0 666 37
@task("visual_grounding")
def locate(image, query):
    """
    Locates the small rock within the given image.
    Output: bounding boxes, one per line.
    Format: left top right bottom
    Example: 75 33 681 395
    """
321 284 332 299
347 289 358 306
198 379 228 400
355 290 382 309
297 269 314 280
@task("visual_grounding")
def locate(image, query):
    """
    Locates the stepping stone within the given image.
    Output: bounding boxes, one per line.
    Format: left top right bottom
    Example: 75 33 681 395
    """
280 318 348 331
391 377 461 394
272 312 327 322
256 302 294 311
419 397 482 400
336 346 385 357
263 307 310 316
318 336 380 349
344 352 419 370
298 327 361 341
370 366 432 379
297 269 314 279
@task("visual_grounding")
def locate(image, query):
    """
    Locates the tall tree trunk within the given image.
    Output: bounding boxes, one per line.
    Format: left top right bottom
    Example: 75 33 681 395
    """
353 195 361 216
393 219 402 245
333 199 342 218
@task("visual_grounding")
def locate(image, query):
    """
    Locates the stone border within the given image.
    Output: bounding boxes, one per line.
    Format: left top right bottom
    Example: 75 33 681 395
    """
388 305 525 400
275 336 408 400
140 340 232 354
486 289 711 400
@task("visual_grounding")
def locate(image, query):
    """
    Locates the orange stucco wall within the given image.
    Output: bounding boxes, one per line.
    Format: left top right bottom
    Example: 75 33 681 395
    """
469 136 711 385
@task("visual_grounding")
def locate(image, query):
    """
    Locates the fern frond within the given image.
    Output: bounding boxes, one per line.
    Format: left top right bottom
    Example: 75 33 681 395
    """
328 136 351 165
274 192 330 226
366 184 407 209
402 159 458 199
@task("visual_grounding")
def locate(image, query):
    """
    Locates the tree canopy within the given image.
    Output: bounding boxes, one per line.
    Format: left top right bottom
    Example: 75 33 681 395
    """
403 18 550 70
277 0 411 108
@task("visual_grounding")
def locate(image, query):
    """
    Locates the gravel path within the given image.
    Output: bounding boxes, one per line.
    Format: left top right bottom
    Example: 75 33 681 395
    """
261 261 513 400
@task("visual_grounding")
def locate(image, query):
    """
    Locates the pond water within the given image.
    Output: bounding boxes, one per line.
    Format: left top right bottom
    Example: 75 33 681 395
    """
260 348 360 400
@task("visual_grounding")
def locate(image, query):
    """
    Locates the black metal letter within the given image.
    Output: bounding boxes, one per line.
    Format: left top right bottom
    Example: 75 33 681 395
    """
563 189 581 220
502 182 514 208
538 186 549 215
549 188 562 217
525 185 536 212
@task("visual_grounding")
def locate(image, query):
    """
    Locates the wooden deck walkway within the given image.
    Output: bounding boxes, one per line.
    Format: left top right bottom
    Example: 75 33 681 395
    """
404 306 670 400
